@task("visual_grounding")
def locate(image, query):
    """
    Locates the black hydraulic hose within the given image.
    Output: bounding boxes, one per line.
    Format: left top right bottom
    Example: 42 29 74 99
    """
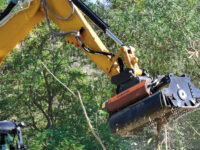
76 36 124 72
0 1 17 21
71 0 109 32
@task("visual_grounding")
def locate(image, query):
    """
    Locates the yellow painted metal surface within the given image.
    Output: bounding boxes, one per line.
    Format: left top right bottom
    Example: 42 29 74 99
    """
121 46 142 76
0 0 44 65
0 0 141 77
44 0 120 77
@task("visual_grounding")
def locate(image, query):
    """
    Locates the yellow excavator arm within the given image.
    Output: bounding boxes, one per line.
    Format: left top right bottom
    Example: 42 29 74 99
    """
0 0 142 77
0 0 200 137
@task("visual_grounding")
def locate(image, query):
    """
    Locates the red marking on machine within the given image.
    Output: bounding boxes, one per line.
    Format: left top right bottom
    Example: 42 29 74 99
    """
106 81 151 114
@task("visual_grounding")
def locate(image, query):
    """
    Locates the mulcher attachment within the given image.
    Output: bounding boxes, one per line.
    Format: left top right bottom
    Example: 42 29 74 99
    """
103 73 200 136
161 74 200 108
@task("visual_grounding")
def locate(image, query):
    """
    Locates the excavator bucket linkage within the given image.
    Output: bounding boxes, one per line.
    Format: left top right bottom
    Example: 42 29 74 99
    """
103 73 200 136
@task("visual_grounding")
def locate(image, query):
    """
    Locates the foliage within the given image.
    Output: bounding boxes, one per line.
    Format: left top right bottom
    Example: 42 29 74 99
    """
0 0 200 149
0 0 7 10
0 20 130 149
105 0 200 80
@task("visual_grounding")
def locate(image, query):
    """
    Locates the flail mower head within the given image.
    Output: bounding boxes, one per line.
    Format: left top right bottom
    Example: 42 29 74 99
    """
102 70 200 137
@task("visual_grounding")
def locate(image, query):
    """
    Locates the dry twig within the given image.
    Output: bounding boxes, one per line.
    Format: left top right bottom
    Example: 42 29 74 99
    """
42 62 106 150
185 120 200 136
78 92 106 150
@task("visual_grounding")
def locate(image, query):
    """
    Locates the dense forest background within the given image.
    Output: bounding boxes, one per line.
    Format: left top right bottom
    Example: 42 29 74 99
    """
0 0 200 149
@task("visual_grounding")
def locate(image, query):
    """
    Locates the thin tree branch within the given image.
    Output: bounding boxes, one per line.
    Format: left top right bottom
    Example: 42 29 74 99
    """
164 126 168 150
78 92 106 150
41 62 76 97
185 120 200 136
41 61 106 150
42 70 53 119
29 86 52 129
